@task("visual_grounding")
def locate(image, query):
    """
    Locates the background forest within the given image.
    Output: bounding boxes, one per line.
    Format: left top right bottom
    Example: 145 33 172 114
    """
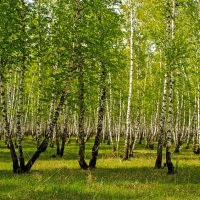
0 0 199 199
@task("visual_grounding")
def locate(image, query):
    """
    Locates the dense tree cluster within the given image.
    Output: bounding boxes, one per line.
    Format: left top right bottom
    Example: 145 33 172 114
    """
0 0 199 174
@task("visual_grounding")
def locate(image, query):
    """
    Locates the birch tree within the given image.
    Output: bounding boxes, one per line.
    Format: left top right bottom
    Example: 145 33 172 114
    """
123 0 134 160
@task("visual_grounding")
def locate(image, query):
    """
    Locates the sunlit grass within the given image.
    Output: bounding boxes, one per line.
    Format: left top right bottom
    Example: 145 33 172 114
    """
0 138 200 200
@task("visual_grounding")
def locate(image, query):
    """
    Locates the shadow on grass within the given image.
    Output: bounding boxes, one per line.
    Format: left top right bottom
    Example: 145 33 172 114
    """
0 165 200 200
1 163 200 184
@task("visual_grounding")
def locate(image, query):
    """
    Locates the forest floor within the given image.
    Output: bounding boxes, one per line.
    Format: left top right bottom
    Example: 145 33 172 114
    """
0 138 200 200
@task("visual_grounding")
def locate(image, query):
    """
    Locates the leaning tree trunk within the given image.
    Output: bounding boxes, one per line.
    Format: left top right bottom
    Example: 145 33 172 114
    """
0 71 19 173
24 81 70 172
89 62 106 168
123 0 134 160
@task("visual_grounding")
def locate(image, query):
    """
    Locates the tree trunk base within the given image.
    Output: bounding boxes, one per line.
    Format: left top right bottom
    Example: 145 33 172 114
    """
167 162 175 175
155 156 162 169
24 138 48 173
89 157 97 169
60 138 66 158
79 159 88 170
149 144 154 150
123 147 129 161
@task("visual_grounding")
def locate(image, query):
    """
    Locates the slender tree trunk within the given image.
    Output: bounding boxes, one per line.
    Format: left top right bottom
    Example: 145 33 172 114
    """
35 0 43 148
123 0 134 160
60 105 69 157
16 55 26 172
166 73 175 174
49 66 57 147
155 0 172 169
192 107 197 153
116 90 122 156
0 72 19 173
72 0 88 170
16 0 27 172
129 124 139 157
106 74 115 150
36 62 42 149
5 69 16 146
166 0 176 175
155 72 168 169
56 124 60 156
78 65 88 169
89 62 106 168
24 70 71 172
174 90 180 152
186 91 192 149
174 90 184 153
150 101 160 149
108 73 115 152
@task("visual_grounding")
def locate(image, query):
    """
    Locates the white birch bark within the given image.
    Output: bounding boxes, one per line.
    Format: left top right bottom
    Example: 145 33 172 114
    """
166 0 175 174
108 72 115 151
116 90 122 156
123 0 134 160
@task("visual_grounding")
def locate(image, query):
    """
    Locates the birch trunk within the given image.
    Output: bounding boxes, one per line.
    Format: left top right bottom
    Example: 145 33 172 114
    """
49 66 57 147
24 75 71 172
107 73 115 152
116 90 122 156
155 0 172 169
155 73 168 168
166 73 175 174
78 64 88 169
16 58 26 171
192 106 197 153
60 105 69 157
35 0 43 148
186 91 192 149
36 62 42 149
89 62 106 168
123 0 134 160
166 0 176 174
0 71 19 173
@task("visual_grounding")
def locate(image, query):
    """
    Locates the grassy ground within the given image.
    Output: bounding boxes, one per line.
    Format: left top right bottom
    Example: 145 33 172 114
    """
0 138 200 200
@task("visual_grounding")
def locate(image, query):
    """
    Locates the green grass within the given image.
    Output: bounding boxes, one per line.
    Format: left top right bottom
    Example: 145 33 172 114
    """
0 138 200 200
